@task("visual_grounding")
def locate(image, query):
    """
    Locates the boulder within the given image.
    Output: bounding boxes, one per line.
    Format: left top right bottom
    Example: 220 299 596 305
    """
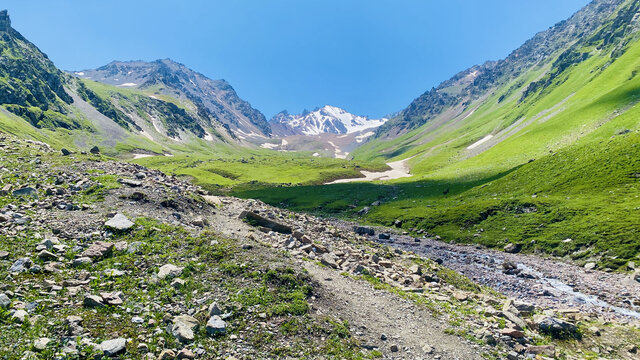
104 213 134 231
238 211 292 234
353 226 374 236
61 148 71 156
98 338 127 356
533 315 579 338
12 187 36 197
81 242 114 259
89 146 100 155
171 315 199 343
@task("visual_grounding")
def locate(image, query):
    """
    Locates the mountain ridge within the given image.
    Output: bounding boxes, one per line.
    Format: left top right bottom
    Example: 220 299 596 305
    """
75 59 272 139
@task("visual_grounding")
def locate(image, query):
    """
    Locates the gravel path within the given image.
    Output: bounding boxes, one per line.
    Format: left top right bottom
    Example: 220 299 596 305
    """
306 263 483 360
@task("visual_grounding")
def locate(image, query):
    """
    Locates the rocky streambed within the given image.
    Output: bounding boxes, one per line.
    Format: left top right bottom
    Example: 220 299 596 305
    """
357 227 640 321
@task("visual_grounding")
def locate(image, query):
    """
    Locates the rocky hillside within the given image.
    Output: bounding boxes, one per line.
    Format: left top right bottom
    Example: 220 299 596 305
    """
76 60 271 139
270 105 387 137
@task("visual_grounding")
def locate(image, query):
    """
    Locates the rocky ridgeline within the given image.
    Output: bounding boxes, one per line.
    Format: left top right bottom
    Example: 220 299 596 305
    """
0 133 638 359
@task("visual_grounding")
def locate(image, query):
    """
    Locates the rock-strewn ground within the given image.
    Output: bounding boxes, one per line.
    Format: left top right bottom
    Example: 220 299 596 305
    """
0 133 639 359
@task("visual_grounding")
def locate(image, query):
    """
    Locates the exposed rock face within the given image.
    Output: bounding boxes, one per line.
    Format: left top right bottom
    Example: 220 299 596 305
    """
0 10 10 32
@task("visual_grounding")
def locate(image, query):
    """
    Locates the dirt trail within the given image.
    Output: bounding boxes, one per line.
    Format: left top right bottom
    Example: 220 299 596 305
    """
306 263 482 359
326 158 413 184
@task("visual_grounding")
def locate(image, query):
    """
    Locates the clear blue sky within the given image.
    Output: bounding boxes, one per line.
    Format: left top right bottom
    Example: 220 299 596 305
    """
4 0 590 119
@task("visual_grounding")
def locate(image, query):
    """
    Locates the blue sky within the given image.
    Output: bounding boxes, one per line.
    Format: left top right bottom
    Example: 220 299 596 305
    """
5 0 590 118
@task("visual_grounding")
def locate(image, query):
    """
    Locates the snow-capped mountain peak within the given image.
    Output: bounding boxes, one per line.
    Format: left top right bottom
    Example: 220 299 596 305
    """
270 105 387 137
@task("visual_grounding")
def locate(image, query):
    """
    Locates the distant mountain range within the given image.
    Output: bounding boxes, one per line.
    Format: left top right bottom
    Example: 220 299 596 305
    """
270 105 387 137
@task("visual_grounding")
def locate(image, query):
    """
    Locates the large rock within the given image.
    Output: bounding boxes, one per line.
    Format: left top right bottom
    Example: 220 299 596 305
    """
206 315 226 336
239 211 292 234
158 264 184 280
320 253 339 269
171 315 199 343
353 226 374 236
104 213 135 231
9 257 32 273
98 338 127 356
533 315 579 338
81 241 114 259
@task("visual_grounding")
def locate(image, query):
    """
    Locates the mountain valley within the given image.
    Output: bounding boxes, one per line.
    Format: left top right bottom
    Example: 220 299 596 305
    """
0 1 639 359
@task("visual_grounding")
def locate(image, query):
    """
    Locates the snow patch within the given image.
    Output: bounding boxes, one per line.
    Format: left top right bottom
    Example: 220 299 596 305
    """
326 158 413 184
204 132 214 141
260 142 279 149
75 72 85 76
355 131 375 143
119 82 137 87
466 135 494 150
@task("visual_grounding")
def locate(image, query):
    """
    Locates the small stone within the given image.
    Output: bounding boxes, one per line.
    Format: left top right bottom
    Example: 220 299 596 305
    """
171 278 185 289
390 344 399 352
72 257 93 267
12 309 28 323
83 294 105 308
500 328 525 338
208 302 222 316
0 293 11 308
37 250 58 261
159 350 176 360
104 213 135 231
81 241 114 259
33 338 51 351
584 262 596 270
206 315 226 336
177 348 195 359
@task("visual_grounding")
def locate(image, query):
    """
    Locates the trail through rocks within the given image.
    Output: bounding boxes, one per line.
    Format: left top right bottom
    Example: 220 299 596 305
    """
306 263 482 360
